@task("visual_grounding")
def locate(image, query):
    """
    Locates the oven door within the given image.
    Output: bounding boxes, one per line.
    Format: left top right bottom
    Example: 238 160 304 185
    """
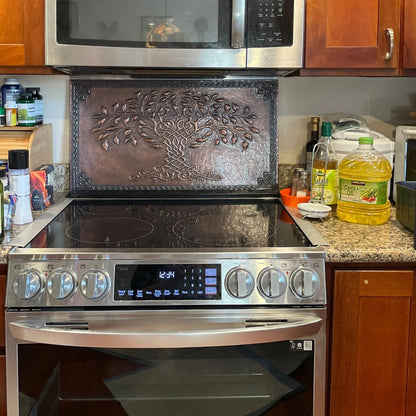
6 308 326 416
45 0 246 68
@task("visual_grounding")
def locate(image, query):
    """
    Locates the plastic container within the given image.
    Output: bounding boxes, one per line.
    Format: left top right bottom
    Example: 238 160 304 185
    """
25 87 44 124
280 187 310 207
5 101 17 127
337 137 392 225
17 93 36 126
1 78 24 108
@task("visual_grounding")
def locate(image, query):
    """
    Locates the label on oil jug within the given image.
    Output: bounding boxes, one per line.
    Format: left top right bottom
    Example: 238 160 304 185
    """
338 179 388 205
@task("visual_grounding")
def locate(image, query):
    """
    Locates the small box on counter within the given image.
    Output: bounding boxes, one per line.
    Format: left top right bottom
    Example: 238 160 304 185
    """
30 164 54 210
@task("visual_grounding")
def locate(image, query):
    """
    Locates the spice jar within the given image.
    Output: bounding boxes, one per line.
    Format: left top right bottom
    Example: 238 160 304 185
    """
8 149 32 224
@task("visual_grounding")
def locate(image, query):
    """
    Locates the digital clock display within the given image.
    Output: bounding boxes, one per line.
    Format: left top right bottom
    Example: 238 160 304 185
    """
114 264 221 301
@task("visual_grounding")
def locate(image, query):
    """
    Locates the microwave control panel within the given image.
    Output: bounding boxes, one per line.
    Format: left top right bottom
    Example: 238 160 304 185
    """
247 0 294 47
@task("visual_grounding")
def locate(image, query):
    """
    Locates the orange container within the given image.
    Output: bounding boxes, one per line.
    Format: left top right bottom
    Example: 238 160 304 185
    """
280 187 310 207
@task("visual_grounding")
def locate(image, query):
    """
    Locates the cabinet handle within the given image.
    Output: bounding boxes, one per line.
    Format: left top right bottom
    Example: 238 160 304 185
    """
385 28 394 61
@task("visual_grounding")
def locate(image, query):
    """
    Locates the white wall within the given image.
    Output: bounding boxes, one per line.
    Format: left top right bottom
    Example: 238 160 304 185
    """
7 75 416 164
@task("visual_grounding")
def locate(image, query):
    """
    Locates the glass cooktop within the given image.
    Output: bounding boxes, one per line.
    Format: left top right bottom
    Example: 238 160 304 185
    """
26 199 310 249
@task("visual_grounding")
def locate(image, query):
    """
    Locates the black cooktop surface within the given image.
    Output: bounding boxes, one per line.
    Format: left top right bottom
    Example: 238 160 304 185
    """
26 199 310 249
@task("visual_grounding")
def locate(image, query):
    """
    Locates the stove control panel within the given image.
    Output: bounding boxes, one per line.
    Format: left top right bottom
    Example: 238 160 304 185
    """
6 254 326 307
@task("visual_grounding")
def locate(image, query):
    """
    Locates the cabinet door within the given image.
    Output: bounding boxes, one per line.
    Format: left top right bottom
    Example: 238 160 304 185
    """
402 0 416 71
330 270 413 416
304 0 401 75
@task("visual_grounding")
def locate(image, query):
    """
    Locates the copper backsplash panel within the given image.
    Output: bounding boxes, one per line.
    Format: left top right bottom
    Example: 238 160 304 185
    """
70 78 278 196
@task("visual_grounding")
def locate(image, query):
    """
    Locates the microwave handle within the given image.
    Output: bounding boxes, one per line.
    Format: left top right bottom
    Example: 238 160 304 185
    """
231 0 246 48
9 316 322 349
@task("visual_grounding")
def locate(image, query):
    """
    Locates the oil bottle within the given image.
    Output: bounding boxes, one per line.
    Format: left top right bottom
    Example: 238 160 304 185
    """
311 121 338 206
337 137 392 225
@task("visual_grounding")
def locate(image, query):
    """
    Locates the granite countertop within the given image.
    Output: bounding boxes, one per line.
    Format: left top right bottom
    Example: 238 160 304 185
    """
312 207 416 263
0 198 414 265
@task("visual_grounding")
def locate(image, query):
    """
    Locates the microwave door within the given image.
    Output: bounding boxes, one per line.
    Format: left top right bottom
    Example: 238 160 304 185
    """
45 0 246 69
247 0 304 69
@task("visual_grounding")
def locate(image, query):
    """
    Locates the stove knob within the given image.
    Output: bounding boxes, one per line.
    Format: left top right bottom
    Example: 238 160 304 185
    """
290 267 320 298
13 269 43 300
80 270 109 300
258 267 287 298
46 269 76 300
225 267 254 298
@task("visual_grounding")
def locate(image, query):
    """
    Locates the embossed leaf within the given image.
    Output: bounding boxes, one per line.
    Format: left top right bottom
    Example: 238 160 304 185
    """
144 138 156 143
152 144 163 149
115 116 121 124
112 103 120 111
131 138 137 145
214 139 220 145
221 137 228 143
211 93 219 99
98 118 106 125
224 103 231 111
219 129 227 136
93 126 103 132
235 126 245 131
230 117 237 124
114 136 120 144
250 127 260 134
102 140 109 150
132 115 138 121
123 117 130 125
196 137 208 142
243 117 253 125
106 126 118 131
222 116 228 124
231 135 238 144
101 106 108 115
244 106 250 114
124 129 132 137
244 133 252 141
232 103 239 111
122 103 127 112
212 115 221 121
242 141 249 149
98 133 109 140
190 143 201 148
203 131 213 137
215 98 225 103
205 120 214 126
138 120 146 126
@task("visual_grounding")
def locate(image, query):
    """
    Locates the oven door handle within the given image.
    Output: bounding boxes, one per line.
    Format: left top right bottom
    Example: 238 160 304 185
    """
8 316 323 348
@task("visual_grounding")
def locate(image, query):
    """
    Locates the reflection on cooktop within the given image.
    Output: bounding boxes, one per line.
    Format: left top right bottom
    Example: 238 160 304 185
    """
27 200 310 249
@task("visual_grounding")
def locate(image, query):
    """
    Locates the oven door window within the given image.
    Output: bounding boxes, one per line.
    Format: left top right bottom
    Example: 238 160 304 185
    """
56 0 233 49
17 341 313 415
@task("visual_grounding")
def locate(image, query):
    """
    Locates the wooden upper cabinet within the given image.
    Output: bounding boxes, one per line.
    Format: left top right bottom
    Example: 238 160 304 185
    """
0 0 55 74
303 0 401 75
402 0 416 72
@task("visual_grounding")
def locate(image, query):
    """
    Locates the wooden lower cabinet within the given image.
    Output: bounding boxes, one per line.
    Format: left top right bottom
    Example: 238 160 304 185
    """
330 269 416 416
0 264 7 416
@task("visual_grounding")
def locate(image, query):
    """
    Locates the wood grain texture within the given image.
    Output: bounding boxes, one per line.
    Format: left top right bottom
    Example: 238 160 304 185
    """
402 0 416 69
330 270 413 416
305 0 401 71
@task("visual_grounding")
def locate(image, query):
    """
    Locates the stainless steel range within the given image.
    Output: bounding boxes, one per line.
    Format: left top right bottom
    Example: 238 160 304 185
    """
5 197 327 416
5 77 327 416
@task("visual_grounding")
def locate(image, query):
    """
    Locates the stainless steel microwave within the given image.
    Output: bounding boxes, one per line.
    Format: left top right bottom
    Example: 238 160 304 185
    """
45 0 305 70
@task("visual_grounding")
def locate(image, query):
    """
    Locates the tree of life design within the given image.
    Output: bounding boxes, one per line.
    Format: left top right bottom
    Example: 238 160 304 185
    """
92 89 260 182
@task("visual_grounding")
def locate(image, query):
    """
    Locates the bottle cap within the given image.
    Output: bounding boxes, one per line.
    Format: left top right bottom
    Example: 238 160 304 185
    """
321 121 332 136
4 78 19 85
18 93 33 100
5 101 17 109
8 149 29 169
359 137 373 145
